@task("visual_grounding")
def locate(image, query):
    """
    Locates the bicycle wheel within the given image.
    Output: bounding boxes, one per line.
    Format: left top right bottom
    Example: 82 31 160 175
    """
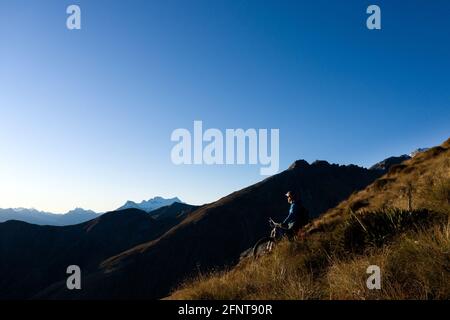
252 237 274 258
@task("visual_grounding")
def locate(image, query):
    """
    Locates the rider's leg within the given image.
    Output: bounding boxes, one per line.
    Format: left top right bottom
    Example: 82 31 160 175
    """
276 227 286 239
286 225 300 241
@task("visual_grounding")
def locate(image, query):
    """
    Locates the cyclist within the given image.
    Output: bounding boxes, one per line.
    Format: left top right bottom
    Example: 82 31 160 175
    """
279 191 309 239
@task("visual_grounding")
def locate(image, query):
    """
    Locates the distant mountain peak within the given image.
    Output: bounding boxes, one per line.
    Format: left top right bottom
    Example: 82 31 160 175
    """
409 148 429 157
370 147 430 172
370 154 411 171
0 207 99 226
65 208 97 215
117 196 183 213
12 207 40 213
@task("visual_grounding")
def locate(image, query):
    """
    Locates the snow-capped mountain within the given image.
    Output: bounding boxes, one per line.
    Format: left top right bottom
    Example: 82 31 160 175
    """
0 208 100 226
117 196 183 212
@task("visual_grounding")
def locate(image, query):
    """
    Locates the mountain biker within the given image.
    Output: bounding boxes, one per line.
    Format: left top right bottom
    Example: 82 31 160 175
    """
279 191 309 239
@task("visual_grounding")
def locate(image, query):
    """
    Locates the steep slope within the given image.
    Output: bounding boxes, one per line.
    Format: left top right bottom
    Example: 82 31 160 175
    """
169 138 450 300
38 160 382 299
0 204 197 299
148 202 199 220
314 138 450 226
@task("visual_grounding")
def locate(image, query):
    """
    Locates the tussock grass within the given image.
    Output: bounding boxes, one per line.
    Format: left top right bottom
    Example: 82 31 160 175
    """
328 223 450 299
170 240 322 300
171 211 449 300
338 209 446 252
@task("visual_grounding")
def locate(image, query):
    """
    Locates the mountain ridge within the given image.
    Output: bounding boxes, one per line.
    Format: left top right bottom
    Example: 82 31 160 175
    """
2 146 442 299
0 207 100 226
0 196 186 226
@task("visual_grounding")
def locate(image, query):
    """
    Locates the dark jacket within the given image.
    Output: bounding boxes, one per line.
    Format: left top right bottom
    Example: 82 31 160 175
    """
282 202 309 230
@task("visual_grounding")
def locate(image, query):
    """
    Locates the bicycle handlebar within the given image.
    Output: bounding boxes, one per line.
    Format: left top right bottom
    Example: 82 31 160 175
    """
268 218 282 228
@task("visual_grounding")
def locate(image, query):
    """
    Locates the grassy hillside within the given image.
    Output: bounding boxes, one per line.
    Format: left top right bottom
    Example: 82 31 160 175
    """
169 138 450 300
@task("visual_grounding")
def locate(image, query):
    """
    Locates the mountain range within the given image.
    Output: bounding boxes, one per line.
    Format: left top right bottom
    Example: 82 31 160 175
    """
0 197 185 226
0 143 440 299
0 208 99 226
116 196 183 212
0 159 382 299
2 149 426 227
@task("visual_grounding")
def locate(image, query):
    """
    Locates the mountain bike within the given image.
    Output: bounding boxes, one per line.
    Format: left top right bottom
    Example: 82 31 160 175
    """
252 218 288 258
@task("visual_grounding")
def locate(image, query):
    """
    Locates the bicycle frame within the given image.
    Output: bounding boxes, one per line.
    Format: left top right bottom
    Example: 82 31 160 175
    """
266 218 285 252
252 218 289 258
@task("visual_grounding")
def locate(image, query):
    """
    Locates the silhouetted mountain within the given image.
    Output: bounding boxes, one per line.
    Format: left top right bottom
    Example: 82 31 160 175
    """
28 160 382 299
117 196 183 212
0 208 100 226
0 204 197 299
148 202 199 220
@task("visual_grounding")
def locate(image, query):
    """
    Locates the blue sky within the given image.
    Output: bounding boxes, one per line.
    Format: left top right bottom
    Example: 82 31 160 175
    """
0 0 449 213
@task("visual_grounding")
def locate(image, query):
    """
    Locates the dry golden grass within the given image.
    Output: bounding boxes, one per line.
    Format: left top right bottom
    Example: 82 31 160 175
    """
168 138 450 300
170 213 449 300
170 240 321 300
310 140 450 232
327 223 450 299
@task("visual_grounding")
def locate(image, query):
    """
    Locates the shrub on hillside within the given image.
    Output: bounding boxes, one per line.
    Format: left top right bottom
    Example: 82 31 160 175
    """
327 223 450 299
338 209 446 253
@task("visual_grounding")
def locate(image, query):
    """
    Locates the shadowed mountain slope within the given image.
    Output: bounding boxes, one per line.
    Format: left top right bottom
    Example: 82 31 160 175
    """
0 203 197 299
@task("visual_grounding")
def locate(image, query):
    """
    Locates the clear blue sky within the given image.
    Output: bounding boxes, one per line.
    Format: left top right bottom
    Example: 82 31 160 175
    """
1 0 449 213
